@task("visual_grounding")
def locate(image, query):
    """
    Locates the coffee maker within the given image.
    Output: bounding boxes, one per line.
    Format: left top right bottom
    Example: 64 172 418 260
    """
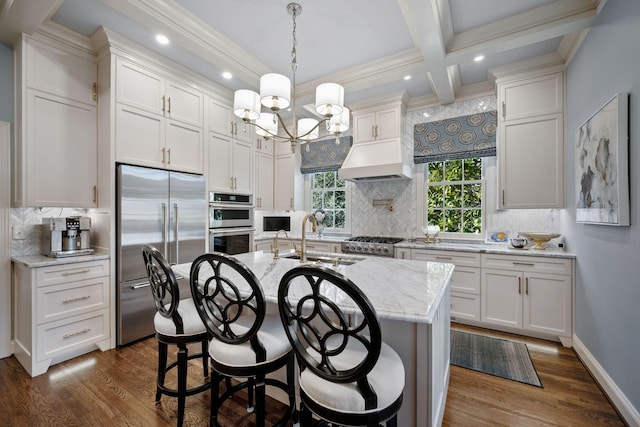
41 216 93 257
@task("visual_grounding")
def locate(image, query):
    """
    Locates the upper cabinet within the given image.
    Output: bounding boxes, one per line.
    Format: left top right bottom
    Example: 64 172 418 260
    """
13 34 98 208
353 105 401 144
114 59 204 174
497 70 564 209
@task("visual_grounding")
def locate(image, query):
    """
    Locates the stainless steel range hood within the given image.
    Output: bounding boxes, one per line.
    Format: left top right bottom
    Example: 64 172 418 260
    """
338 139 412 182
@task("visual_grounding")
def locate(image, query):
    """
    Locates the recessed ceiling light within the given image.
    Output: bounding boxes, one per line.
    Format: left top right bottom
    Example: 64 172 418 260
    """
474 55 484 62
403 75 412 81
155 34 169 45
222 71 233 79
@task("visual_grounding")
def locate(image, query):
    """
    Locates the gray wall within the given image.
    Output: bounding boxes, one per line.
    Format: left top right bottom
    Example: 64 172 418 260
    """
0 42 13 124
564 0 640 411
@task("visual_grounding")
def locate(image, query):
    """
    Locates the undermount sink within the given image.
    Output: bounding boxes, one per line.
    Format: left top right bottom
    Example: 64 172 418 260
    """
281 253 364 266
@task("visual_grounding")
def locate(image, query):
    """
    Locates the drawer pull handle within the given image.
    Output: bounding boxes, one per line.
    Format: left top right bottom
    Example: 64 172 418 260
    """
512 261 534 266
63 328 91 339
518 277 522 294
62 295 91 303
62 269 91 276
436 256 452 260
131 283 151 289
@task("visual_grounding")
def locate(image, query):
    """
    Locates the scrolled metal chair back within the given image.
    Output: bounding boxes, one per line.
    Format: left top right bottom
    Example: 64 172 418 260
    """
142 245 184 334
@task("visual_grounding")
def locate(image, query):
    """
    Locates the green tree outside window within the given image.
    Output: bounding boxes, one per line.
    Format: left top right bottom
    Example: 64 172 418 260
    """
311 171 346 229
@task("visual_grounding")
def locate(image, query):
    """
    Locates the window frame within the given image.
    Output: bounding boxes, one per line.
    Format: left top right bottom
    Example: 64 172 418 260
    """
416 158 486 240
305 171 351 235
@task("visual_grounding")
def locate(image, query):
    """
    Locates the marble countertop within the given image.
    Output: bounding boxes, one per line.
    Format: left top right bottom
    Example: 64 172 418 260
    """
173 249 454 325
395 240 575 258
11 249 111 268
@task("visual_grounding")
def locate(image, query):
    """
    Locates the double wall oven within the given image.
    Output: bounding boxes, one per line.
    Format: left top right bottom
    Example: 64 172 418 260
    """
209 192 254 255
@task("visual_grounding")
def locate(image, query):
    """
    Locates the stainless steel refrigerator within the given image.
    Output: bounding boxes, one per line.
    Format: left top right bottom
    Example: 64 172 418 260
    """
116 164 206 345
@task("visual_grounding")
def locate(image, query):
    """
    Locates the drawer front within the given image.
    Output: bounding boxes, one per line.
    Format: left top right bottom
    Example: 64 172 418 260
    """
412 249 481 268
451 292 480 321
304 242 332 253
481 254 572 275
36 276 109 324
36 260 110 287
449 266 481 294
36 309 109 362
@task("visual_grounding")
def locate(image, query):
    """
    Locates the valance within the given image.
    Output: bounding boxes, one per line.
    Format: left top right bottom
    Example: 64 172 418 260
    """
300 136 353 174
413 111 497 163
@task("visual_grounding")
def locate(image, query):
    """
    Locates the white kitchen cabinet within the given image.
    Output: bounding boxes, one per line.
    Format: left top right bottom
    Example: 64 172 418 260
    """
353 105 401 144
274 153 295 210
114 59 204 174
255 150 274 209
209 133 253 193
14 34 98 208
481 253 572 346
12 258 111 377
255 240 273 253
497 70 564 209
209 98 253 143
411 249 481 322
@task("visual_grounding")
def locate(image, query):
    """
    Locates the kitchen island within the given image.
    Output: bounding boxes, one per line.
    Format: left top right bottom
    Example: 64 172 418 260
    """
174 249 454 427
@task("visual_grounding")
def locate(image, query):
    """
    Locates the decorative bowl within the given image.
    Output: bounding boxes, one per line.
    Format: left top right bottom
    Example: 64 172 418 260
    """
519 232 560 250
510 236 528 249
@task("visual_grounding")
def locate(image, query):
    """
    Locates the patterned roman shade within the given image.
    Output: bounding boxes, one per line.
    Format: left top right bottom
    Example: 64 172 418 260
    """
300 136 353 174
413 111 497 163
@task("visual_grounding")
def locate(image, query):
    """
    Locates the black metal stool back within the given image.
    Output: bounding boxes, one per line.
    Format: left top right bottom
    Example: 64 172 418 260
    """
142 245 209 427
190 252 295 427
278 265 404 426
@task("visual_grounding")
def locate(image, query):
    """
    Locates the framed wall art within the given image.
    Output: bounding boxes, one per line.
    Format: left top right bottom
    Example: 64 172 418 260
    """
485 230 509 243
575 92 629 226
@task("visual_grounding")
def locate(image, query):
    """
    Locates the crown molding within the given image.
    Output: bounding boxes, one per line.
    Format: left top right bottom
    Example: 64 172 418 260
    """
489 52 566 85
558 29 590 65
34 20 95 58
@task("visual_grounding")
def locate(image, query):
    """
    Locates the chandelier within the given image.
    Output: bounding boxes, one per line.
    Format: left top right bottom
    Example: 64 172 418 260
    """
232 3 350 152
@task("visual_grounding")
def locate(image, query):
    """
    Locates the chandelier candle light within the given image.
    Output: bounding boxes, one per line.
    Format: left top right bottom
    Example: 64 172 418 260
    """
233 3 349 152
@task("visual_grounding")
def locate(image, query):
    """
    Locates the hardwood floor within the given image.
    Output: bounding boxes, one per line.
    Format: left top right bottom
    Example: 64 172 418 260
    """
0 325 625 426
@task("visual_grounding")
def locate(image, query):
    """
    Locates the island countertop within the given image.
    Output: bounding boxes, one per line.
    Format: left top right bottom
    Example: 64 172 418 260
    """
173 249 454 325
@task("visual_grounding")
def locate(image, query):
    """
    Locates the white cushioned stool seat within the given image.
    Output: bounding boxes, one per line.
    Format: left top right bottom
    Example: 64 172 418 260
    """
154 298 207 337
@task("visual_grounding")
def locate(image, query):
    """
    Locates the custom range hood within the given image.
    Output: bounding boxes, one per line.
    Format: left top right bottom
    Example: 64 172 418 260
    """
338 139 412 182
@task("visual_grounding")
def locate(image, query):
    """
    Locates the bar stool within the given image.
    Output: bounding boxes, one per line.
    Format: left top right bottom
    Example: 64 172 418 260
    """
142 245 210 427
278 265 405 427
190 252 296 427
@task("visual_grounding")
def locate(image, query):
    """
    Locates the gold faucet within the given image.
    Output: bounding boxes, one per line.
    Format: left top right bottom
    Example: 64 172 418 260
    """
272 229 289 259
300 213 318 263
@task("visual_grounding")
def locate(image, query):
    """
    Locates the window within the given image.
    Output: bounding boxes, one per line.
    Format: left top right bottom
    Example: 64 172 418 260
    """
426 158 483 234
311 171 347 230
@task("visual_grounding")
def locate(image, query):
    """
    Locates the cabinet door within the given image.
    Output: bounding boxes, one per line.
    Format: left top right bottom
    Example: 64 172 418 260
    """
255 240 273 252
27 91 97 207
165 121 203 174
481 268 522 328
274 154 295 210
232 139 253 194
255 151 274 209
116 59 164 115
209 133 232 191
165 79 203 127
209 99 233 136
353 112 376 144
498 113 563 208
116 104 165 169
523 272 572 337
375 107 400 140
500 72 563 121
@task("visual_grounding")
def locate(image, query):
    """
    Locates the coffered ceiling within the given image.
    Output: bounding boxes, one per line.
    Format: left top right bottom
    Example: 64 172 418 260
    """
1 0 602 109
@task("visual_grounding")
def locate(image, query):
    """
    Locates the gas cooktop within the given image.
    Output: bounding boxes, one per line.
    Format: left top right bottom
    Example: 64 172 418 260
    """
341 236 403 257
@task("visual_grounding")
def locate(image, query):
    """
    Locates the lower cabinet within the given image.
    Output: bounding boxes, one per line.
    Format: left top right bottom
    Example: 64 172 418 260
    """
481 254 572 344
12 258 111 376
255 238 342 254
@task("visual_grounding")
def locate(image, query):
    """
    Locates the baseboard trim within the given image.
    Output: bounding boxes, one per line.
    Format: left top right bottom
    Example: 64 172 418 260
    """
573 334 640 426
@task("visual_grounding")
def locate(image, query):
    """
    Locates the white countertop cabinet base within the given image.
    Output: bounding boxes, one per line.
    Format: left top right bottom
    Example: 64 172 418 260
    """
13 259 111 377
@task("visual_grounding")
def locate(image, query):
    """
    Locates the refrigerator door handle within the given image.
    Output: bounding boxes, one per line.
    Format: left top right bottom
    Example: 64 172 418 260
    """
174 203 179 264
162 202 168 256
131 282 151 290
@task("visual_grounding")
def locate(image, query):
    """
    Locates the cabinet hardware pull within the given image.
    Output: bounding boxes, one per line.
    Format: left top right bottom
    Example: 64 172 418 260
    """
374 125 379 139
502 101 506 118
131 283 151 289
63 295 91 303
92 83 97 101
513 261 534 266
93 185 97 204
526 277 529 295
167 148 171 164
230 121 234 136
162 95 166 113
63 328 91 339
62 269 91 276
161 147 166 163
518 277 522 294
167 97 171 113
401 252 406 259
435 256 452 260
502 190 505 205
290 198 293 209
